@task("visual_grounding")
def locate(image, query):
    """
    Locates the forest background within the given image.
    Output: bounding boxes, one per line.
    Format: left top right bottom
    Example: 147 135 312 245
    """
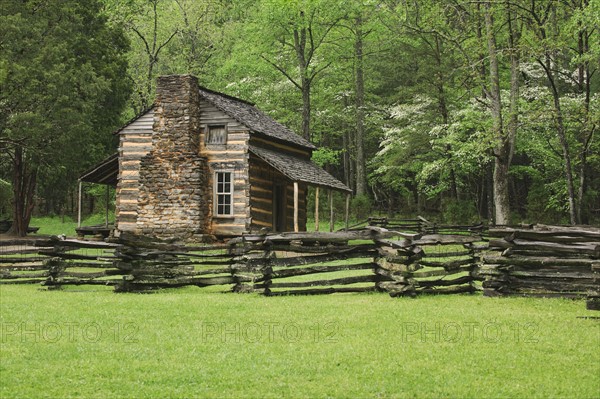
1 0 599 236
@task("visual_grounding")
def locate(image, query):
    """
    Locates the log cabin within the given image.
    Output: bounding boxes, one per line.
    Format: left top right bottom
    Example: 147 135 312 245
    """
79 74 350 239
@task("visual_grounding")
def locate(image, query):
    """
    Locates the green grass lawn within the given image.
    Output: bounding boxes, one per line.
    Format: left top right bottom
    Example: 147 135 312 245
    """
27 215 102 237
1 285 598 398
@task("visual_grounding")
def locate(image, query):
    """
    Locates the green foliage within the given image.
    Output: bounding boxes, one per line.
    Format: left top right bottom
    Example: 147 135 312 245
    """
441 199 479 225
351 194 372 221
0 179 11 219
3 0 599 226
0 0 131 231
311 148 341 168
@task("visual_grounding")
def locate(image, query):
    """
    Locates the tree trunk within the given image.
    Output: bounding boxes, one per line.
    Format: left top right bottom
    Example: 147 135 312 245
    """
294 25 312 141
575 8 592 224
354 15 367 196
540 54 577 225
8 146 37 237
484 2 511 225
301 75 311 141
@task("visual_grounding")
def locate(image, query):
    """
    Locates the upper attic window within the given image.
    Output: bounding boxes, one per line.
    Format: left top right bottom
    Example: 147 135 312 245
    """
206 125 227 145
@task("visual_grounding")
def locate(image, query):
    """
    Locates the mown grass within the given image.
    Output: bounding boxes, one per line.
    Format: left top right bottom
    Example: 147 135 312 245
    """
0 285 598 399
29 214 113 237
25 215 346 238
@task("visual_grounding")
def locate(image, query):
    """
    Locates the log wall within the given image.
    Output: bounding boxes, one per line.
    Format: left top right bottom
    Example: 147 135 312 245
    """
249 156 307 232
198 99 251 236
115 109 154 232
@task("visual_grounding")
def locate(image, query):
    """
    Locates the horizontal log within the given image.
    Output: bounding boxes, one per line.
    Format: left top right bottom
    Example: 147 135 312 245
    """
240 228 417 244
37 251 108 261
0 247 54 255
410 265 473 279
0 278 47 284
128 267 229 277
499 290 586 299
507 277 597 292
0 238 51 246
414 284 476 295
269 243 378 254
267 251 377 268
44 278 120 286
423 249 473 258
0 257 48 264
58 262 115 269
269 274 378 288
0 271 49 279
504 231 600 244
266 286 376 296
508 270 597 279
466 242 490 251
511 239 599 256
418 258 474 269
0 264 47 271
413 234 482 245
270 263 375 279
482 255 598 267
415 275 473 288
61 239 121 249
60 270 125 278
375 238 412 249
192 267 232 276
126 275 236 287
489 226 600 239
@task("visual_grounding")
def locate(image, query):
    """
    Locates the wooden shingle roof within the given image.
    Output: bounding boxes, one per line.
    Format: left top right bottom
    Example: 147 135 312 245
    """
249 146 351 193
198 86 316 151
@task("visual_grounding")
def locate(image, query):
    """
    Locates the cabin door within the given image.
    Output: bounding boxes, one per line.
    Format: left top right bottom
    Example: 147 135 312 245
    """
273 184 286 232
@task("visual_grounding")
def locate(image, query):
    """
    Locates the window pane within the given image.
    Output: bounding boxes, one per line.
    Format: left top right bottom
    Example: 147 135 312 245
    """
206 126 226 144
215 172 233 216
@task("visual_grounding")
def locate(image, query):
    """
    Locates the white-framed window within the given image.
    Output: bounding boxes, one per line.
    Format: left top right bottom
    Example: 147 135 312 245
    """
214 171 233 217
205 125 227 145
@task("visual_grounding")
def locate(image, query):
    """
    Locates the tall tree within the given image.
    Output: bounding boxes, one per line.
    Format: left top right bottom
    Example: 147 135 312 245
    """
0 0 131 236
483 1 520 225
250 0 342 141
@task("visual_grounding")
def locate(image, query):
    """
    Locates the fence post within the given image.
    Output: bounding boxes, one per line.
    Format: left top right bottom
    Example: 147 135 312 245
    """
229 235 273 294
43 257 66 290
373 235 420 297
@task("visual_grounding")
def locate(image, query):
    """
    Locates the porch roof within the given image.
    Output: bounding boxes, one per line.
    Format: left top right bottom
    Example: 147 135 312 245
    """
249 145 352 193
78 153 118 186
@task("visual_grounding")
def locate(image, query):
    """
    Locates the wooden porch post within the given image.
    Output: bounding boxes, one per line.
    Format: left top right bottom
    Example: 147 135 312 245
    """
314 187 319 232
105 185 110 228
345 193 351 231
294 182 299 232
77 180 82 228
329 190 334 232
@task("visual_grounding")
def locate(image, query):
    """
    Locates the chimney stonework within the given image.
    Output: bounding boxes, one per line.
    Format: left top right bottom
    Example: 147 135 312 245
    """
136 75 211 239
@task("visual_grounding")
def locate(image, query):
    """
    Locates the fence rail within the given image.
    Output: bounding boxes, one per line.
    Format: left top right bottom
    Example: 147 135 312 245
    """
1 223 598 311
0 237 125 288
1 228 485 297
480 225 599 309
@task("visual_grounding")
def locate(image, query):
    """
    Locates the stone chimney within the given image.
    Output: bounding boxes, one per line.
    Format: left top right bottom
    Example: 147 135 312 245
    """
136 75 210 240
